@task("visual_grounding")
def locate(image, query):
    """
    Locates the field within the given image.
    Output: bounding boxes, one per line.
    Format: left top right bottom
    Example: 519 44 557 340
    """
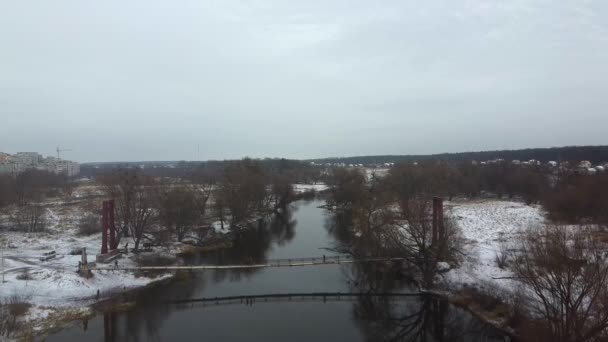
444 199 545 294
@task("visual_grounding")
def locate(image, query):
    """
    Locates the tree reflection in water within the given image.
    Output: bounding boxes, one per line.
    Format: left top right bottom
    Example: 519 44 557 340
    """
328 211 509 342
352 293 508 342
342 260 507 341
184 203 298 282
93 274 199 342
91 205 300 341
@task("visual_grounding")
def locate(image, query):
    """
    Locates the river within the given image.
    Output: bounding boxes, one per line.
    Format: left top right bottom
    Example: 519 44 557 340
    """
45 199 510 341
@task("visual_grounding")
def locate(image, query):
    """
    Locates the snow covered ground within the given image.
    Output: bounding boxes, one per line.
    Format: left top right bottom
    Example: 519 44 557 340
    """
1 208 172 305
441 199 545 294
292 183 329 194
364 168 389 179
0 199 175 337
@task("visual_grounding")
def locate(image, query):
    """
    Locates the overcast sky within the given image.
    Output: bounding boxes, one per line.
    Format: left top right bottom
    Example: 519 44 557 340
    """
1 1 607 162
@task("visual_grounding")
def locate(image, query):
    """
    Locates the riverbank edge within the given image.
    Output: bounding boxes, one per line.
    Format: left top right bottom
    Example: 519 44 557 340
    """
20 272 186 341
24 266 522 341
28 280 520 342
24 238 237 340
426 289 520 340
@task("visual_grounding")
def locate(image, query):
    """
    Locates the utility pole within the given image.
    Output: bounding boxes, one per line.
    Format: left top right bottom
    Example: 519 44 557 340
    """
2 242 5 283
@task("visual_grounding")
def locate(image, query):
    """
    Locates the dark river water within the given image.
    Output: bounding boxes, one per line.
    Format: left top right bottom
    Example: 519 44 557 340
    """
45 199 509 342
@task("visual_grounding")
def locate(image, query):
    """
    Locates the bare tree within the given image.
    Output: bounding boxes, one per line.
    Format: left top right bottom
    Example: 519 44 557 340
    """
381 198 463 289
213 193 227 231
214 159 270 231
99 169 156 250
349 175 396 257
269 175 295 212
12 204 47 233
62 180 75 198
78 213 100 236
14 169 67 205
0 293 31 338
326 169 463 289
158 186 200 241
0 176 17 208
190 170 216 219
326 167 368 211
511 225 608 342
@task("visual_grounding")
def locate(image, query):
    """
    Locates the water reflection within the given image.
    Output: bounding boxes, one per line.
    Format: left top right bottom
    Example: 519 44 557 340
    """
323 208 390 258
344 258 504 341
46 200 508 342
91 278 200 342
268 204 297 246
326 207 509 342
351 294 507 342
85 294 506 342
324 209 356 253
182 204 298 283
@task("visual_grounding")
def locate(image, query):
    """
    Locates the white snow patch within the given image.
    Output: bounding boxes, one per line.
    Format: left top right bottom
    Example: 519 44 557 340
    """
292 184 328 194
0 200 175 309
442 200 545 294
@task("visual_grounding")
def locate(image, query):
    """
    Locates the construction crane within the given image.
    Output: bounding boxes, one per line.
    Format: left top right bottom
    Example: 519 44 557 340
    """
56 146 72 159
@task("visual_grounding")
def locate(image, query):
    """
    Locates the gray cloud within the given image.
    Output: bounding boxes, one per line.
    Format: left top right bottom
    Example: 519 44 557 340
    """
1 0 607 162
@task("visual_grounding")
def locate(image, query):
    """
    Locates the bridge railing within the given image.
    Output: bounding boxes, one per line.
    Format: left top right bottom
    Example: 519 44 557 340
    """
84 255 405 271
260 254 351 266
169 291 422 307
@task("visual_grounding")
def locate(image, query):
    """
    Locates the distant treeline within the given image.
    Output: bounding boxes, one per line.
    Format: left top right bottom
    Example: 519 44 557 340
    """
309 145 608 165
81 158 322 184
326 160 608 227
0 169 72 207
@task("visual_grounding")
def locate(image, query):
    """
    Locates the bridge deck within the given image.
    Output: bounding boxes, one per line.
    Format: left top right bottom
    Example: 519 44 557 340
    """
169 292 422 307
85 256 405 271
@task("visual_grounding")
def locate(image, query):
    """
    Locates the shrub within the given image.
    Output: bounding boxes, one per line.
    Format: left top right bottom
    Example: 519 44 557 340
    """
7 293 31 317
11 204 47 232
78 214 100 236
511 225 608 341
494 244 510 269
16 268 32 281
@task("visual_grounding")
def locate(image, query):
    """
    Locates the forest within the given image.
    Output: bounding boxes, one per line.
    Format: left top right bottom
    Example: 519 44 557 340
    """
310 145 608 166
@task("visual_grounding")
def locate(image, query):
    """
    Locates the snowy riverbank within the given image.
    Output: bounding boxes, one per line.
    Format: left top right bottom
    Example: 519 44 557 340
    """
0 203 176 338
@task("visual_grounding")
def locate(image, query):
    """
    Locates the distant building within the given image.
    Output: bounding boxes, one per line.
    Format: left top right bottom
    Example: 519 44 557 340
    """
14 152 41 167
0 162 17 176
0 151 79 177
579 160 592 168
